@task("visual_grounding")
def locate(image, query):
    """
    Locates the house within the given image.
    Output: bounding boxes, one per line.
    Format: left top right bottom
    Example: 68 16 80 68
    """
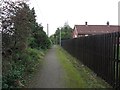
72 22 119 38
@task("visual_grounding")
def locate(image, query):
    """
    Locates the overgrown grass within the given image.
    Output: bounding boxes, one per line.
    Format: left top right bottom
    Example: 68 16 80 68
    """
56 46 111 88
2 48 46 88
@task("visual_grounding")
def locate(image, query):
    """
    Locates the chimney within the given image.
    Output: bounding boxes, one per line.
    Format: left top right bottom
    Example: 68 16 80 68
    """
107 21 109 26
85 22 88 26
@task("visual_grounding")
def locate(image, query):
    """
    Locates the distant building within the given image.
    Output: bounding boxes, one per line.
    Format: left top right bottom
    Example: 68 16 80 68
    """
72 22 119 38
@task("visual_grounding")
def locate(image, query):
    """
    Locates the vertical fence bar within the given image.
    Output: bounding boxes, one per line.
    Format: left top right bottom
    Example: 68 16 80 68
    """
114 32 119 88
61 32 120 88
115 32 120 88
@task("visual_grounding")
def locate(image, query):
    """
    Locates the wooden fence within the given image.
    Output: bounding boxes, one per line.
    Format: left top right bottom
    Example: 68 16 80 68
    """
61 32 120 88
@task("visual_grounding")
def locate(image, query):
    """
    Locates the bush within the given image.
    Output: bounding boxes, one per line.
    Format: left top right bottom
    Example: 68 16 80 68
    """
2 48 45 88
2 64 25 88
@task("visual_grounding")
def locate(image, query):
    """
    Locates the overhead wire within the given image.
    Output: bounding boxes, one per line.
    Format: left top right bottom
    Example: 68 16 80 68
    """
33 0 48 35
34 0 47 24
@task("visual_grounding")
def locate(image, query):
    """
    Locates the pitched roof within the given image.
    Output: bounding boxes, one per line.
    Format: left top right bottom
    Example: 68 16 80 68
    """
74 25 119 35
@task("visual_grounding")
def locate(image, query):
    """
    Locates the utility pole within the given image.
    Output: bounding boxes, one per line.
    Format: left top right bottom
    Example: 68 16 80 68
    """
56 36 57 45
59 28 61 46
47 24 49 37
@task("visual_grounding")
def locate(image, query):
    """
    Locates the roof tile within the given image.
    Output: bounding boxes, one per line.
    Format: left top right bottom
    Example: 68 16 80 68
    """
75 25 119 35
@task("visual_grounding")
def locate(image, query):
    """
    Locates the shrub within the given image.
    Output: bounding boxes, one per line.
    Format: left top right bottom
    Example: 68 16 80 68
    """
2 48 44 88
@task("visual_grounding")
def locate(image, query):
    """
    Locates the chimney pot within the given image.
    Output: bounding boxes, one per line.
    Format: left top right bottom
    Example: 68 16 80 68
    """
85 22 88 26
107 21 109 26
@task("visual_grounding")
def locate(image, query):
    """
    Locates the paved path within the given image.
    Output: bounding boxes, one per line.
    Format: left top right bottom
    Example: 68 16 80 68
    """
27 45 65 88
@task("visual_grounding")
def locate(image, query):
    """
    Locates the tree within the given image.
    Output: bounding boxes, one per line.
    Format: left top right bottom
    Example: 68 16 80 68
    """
1 0 51 88
1 1 35 88
26 7 51 50
1 1 34 53
29 23 51 49
49 34 56 45
53 23 73 44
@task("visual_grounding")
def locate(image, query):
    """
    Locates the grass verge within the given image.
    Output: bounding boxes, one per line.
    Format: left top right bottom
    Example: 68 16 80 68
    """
23 48 48 87
56 45 111 88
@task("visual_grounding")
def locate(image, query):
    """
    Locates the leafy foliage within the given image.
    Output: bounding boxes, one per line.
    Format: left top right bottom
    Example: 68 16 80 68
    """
50 22 73 44
2 48 44 88
1 0 51 88
29 23 51 49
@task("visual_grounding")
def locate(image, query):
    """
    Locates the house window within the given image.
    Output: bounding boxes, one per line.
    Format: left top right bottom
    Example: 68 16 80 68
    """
85 34 88 37
75 35 77 38
78 34 84 37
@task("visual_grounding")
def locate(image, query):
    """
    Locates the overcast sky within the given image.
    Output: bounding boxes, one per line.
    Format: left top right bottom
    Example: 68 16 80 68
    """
18 0 120 36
